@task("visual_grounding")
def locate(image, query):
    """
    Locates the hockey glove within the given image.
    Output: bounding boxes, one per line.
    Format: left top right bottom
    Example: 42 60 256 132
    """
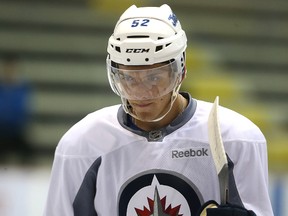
197 200 256 216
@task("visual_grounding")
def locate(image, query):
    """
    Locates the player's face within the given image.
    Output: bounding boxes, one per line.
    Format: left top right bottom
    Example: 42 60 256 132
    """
118 63 172 99
117 63 175 121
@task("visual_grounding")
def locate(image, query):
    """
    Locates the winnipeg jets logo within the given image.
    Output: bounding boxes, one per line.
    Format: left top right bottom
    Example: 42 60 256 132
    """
135 177 183 216
118 170 203 216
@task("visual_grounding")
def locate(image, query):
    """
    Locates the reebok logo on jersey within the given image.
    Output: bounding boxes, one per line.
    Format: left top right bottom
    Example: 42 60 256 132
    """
172 148 209 158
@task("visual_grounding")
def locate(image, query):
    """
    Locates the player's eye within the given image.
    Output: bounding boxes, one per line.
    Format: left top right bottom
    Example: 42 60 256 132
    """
119 73 135 83
146 75 160 82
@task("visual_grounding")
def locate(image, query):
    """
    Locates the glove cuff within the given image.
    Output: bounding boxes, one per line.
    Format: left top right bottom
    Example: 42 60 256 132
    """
207 204 256 216
197 200 218 216
197 200 257 216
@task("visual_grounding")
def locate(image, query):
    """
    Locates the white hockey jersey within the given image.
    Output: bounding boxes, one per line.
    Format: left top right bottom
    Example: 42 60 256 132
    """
43 93 274 216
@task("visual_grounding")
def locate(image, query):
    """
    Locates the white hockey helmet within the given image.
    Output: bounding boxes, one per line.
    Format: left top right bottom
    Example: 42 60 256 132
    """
107 4 187 65
107 4 187 121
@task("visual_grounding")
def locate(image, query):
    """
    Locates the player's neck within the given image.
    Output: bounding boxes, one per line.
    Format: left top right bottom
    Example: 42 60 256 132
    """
133 94 187 131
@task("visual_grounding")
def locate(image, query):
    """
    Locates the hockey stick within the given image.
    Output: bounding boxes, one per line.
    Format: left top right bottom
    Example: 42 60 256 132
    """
208 96 229 204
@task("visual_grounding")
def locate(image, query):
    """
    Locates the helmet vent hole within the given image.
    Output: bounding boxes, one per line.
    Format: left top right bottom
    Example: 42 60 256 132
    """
155 45 163 52
158 37 164 40
165 43 171 47
115 46 121 53
145 58 149 62
127 35 149 38
127 58 131 62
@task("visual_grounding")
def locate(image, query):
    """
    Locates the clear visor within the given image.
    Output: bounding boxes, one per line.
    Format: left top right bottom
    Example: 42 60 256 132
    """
107 60 182 100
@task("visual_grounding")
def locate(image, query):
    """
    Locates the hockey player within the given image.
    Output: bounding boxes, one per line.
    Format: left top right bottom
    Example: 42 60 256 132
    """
43 4 274 216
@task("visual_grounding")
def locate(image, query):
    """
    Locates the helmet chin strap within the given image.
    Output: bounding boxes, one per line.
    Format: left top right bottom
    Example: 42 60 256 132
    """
122 84 181 123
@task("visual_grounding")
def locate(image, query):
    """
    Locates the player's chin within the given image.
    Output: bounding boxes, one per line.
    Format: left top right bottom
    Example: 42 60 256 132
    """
130 101 155 113
133 109 160 122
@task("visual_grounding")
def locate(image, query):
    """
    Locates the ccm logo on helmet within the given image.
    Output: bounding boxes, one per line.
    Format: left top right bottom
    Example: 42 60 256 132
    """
126 48 150 53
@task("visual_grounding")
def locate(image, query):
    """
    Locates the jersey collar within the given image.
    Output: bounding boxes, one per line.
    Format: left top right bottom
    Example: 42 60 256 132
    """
117 92 197 142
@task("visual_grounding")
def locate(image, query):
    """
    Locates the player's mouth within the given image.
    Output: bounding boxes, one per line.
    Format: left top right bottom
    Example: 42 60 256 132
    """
131 102 153 108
